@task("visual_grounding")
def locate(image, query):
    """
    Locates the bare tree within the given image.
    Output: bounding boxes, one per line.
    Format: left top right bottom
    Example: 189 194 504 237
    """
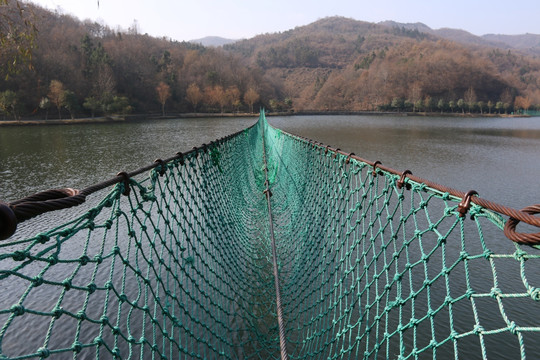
156 81 171 116
500 88 513 114
226 86 241 112
0 0 36 78
409 83 422 112
514 95 531 114
244 88 260 113
205 85 226 113
186 83 203 112
94 65 116 98
464 86 476 113
48 80 65 119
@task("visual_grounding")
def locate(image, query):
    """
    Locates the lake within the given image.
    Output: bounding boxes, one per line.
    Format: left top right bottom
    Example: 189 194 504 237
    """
3 114 539 210
1 114 540 358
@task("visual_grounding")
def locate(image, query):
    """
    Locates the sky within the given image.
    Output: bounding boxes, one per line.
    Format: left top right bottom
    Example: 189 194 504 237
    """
28 0 540 42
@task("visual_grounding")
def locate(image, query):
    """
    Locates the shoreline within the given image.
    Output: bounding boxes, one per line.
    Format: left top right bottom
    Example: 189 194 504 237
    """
0 111 531 126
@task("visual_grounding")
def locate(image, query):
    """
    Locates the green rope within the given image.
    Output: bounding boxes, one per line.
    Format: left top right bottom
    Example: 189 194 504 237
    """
1 112 540 359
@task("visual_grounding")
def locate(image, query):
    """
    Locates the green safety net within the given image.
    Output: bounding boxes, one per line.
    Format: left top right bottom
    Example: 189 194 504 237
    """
1 112 540 359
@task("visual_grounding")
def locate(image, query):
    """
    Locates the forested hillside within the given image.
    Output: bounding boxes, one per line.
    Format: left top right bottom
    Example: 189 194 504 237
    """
1 2 540 119
225 17 540 113
0 1 279 119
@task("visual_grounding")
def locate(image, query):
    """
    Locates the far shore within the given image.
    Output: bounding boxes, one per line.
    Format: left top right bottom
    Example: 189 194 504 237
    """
0 110 531 126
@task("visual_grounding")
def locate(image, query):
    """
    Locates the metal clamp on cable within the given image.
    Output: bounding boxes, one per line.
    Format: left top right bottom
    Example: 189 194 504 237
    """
372 161 382 177
458 190 478 218
397 170 413 190
154 159 166 176
116 172 131 196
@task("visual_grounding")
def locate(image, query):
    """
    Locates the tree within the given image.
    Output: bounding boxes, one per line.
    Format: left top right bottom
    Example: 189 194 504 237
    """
0 0 37 78
226 86 241 112
437 99 445 113
514 96 531 114
495 101 504 114
244 88 260 113
500 88 513 107
94 65 116 100
500 88 513 114
106 96 132 115
457 99 465 114
504 103 512 114
156 81 171 116
48 80 65 119
269 99 280 112
449 100 455 113
205 85 227 113
186 83 203 112
477 101 484 114
487 100 494 114
62 90 79 119
464 86 477 113
409 83 422 112
83 97 101 118
284 98 293 111
215 86 228 113
0 90 17 120
424 96 434 112
39 97 50 120
391 97 404 112
414 99 423 113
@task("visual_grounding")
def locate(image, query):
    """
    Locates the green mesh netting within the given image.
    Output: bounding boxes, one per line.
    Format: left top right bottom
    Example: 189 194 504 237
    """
1 112 540 359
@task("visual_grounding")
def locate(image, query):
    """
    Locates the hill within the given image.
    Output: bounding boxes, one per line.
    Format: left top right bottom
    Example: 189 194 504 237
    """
379 20 540 55
225 16 540 112
0 1 280 118
482 33 540 56
189 36 238 47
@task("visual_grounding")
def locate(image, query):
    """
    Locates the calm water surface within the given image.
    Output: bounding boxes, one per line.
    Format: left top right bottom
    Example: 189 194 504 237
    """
3 114 540 209
1 114 540 358
0 117 256 203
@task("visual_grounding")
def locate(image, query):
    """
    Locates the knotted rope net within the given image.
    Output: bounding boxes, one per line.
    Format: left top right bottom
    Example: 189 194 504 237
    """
1 112 540 359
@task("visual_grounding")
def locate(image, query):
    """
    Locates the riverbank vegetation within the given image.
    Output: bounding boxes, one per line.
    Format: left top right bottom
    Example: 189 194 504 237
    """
1 2 540 120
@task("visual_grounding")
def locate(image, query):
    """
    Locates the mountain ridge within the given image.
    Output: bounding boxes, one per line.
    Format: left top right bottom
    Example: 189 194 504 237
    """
188 36 238 47
377 20 540 54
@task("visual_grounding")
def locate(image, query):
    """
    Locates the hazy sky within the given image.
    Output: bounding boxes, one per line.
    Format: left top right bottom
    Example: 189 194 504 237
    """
29 0 540 41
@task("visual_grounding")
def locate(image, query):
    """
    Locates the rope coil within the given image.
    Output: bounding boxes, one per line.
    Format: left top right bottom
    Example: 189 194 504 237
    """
0 188 86 240
504 205 540 245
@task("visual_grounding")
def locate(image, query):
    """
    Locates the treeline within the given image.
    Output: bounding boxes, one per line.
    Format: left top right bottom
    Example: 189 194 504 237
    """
2 4 540 120
0 1 281 120
302 39 540 112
